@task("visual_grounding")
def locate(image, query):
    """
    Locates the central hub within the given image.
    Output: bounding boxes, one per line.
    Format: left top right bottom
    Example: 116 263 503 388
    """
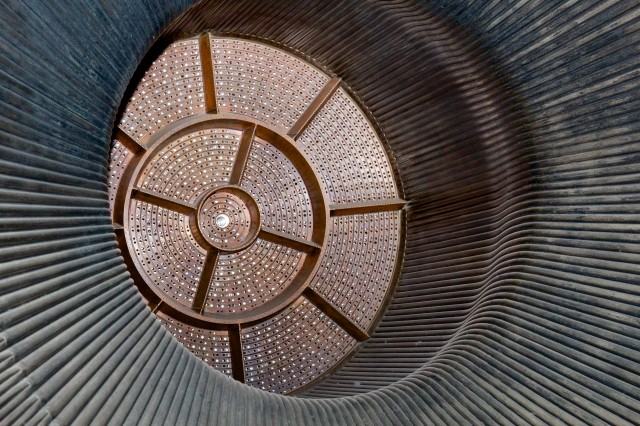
194 185 261 252
215 214 230 229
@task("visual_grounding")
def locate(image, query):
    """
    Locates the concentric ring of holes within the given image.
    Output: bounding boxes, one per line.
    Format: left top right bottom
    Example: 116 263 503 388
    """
109 34 405 394
207 240 305 314
242 137 313 239
197 187 260 251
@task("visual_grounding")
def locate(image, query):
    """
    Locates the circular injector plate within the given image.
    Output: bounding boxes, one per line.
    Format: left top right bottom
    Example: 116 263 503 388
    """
108 35 405 394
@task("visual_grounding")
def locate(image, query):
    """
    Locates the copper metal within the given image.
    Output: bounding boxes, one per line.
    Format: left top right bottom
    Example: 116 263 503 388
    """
113 128 145 154
118 37 205 144
211 37 329 133
287 77 342 140
198 33 218 114
108 35 405 394
329 198 408 216
303 287 369 341
193 185 261 251
240 298 356 394
228 125 255 185
119 114 327 326
158 313 232 376
228 324 245 382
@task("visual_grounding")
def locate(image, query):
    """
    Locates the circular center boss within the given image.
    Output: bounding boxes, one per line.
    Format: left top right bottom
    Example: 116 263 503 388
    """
194 186 261 251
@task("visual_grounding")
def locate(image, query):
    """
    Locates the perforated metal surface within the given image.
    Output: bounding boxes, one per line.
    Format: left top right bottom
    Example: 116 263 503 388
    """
159 314 233 376
241 137 313 239
119 38 205 143
211 37 329 132
308 212 402 330
129 202 205 306
108 35 404 394
137 127 239 202
241 298 356 394
206 240 305 315
297 88 399 204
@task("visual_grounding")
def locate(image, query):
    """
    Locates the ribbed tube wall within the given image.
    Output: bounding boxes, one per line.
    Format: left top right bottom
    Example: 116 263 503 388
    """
1 0 639 425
